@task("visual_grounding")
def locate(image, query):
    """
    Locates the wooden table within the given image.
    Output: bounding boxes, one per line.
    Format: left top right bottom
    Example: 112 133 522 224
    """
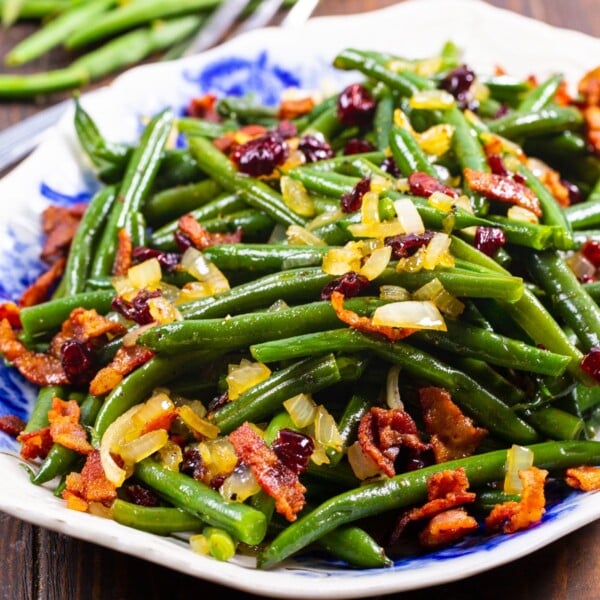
1 1 599 598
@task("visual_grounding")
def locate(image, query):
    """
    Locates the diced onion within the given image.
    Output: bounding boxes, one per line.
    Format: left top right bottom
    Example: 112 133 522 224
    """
347 222 405 239
177 404 220 439
504 444 534 494
283 393 317 428
281 175 315 217
127 258 162 290
359 245 392 281
379 285 411 302
198 438 238 480
322 243 363 275
220 463 261 502
409 89 455 109
372 300 447 331
385 365 403 409
312 405 343 452
412 277 465 317
507 205 539 224
428 191 455 212
119 429 168 464
423 232 453 269
567 252 596 281
394 198 425 234
417 124 454 157
361 191 381 225
157 439 183 471
286 224 327 246
189 534 211 555
226 359 271 400
347 441 382 480
369 175 393 194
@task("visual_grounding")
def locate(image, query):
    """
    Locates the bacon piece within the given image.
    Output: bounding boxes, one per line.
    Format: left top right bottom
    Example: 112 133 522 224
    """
331 291 415 342
186 93 219 121
358 406 429 477
63 449 117 511
278 97 315 120
390 468 476 544
419 386 487 463
408 172 458 199
112 228 133 277
463 167 542 216
0 414 26 437
578 65 600 106
89 344 154 396
214 124 269 153
0 302 21 328
583 106 600 154
540 168 570 208
17 427 53 460
228 422 306 522
0 319 68 386
485 466 547 533
40 204 87 264
48 397 92 454
19 257 66 308
565 465 600 491
418 508 479 548
177 214 243 250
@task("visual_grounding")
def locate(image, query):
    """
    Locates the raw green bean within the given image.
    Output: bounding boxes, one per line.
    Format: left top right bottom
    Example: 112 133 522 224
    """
389 125 437 177
517 73 564 113
488 106 583 140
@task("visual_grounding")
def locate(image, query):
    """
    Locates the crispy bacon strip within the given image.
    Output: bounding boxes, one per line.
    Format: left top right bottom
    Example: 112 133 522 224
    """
579 66 600 107
228 422 306 522
331 291 415 341
485 466 547 533
463 167 542 216
358 406 429 477
419 386 487 463
0 302 21 328
0 414 26 437
418 508 479 548
19 257 66 308
186 93 219 121
63 449 117 511
278 97 315 120
48 397 92 454
565 465 600 491
0 318 69 386
390 468 476 544
540 167 570 208
17 427 53 460
112 228 133 277
89 344 154 396
177 214 243 250
214 124 269 153
40 203 87 264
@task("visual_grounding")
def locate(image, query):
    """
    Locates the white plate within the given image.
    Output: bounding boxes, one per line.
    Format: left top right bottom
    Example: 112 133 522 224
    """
1 1 599 597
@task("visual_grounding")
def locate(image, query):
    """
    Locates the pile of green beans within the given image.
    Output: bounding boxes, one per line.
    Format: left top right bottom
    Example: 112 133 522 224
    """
0 0 297 98
9 41 600 573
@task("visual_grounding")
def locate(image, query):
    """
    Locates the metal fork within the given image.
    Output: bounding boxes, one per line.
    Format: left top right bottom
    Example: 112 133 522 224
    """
0 0 320 174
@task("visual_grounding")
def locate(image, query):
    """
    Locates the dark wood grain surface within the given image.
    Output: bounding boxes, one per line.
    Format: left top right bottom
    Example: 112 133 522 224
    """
1 1 599 599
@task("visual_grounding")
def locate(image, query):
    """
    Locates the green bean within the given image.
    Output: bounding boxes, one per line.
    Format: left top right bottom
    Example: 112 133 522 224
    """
62 186 116 295
32 394 103 485
389 125 437 177
373 86 394 150
488 106 583 140
111 498 204 535
178 266 334 319
480 75 532 104
135 458 267 546
187 136 306 227
0 0 75 19
524 406 584 441
19 290 115 339
258 440 600 568
5 0 115 66
177 116 237 139
301 103 343 139
65 0 217 49
212 353 342 434
91 107 173 278
517 73 564 113
519 249 600 351
413 319 571 376
287 167 357 198
251 328 538 444
442 105 489 172
140 297 383 355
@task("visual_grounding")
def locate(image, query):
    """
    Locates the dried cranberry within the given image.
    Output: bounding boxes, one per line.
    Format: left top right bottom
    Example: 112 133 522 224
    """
111 289 161 325
408 172 458 198
385 231 434 259
271 428 314 475
512 171 526 184
274 120 297 139
174 230 194 253
132 246 180 272
60 340 97 385
0 414 26 438
340 176 371 212
381 156 401 178
230 132 288 176
487 154 509 176
186 94 219 121
123 483 161 507
494 104 510 118
298 134 333 163
561 178 582 205
208 390 229 413
474 226 507 256
581 346 600 382
582 240 600 267
343 138 376 155
321 271 371 300
439 64 478 110
337 83 377 128
180 447 206 481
